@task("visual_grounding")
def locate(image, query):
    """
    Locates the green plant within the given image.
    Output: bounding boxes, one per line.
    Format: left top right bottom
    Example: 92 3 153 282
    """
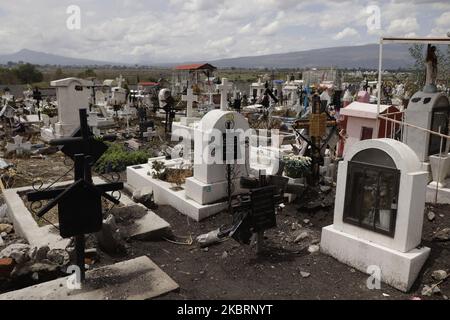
283 155 312 179
95 143 151 174
151 160 167 180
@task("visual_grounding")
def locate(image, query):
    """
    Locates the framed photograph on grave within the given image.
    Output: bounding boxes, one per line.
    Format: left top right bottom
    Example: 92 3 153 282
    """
343 149 400 237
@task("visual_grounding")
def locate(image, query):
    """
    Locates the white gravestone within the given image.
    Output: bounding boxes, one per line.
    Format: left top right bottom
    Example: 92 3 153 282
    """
51 78 93 138
321 139 430 292
6 136 32 156
403 91 450 162
180 88 199 126
185 110 250 205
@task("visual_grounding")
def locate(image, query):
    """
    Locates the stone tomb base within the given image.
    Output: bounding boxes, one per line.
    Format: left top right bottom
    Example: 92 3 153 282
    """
321 226 430 292
0 256 179 300
127 164 228 221
3 177 171 249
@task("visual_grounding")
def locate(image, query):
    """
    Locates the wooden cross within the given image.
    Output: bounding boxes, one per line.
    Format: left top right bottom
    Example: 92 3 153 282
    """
26 109 123 282
182 88 198 118
293 94 337 185
217 78 233 111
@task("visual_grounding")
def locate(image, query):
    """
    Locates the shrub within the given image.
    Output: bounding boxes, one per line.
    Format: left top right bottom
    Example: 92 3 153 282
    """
95 143 151 174
283 155 312 179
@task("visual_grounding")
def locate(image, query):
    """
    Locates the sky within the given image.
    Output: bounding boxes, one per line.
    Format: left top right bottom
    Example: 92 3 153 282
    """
0 0 449 63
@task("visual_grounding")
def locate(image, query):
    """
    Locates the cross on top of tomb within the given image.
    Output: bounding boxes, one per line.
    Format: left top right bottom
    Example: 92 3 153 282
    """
6 135 32 156
182 88 198 118
217 78 233 111
116 75 125 88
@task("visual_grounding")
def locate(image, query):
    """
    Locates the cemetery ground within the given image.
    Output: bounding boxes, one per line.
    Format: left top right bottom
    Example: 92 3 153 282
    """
1 154 449 300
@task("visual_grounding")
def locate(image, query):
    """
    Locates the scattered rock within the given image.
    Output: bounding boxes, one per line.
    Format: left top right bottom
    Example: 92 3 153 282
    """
427 211 436 222
47 249 70 266
308 245 320 254
85 248 99 262
0 224 13 234
422 285 441 297
0 204 7 219
222 251 229 259
303 219 311 225
0 235 3 247
96 214 126 255
294 232 309 243
320 186 332 193
1 232 7 238
29 245 50 262
0 244 31 264
433 228 450 242
421 285 433 297
300 271 311 278
432 270 448 281
175 258 182 263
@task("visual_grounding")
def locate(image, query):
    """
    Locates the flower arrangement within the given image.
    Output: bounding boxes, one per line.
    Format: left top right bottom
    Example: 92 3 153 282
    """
283 155 312 179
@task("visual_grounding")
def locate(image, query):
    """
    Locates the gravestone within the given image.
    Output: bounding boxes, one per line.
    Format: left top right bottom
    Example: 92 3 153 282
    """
6 135 32 156
403 91 450 162
321 139 430 292
185 79 250 205
45 78 93 140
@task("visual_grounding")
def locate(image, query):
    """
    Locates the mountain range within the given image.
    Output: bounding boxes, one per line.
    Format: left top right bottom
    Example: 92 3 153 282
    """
0 44 416 69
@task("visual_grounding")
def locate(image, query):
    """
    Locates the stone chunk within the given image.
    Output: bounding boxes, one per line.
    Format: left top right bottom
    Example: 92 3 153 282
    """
0 244 31 264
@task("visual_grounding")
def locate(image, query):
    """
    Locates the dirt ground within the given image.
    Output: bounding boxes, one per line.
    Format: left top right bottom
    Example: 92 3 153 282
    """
1 153 449 300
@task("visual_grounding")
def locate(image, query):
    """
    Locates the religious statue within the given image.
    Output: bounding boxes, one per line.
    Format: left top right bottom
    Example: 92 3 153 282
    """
425 44 438 89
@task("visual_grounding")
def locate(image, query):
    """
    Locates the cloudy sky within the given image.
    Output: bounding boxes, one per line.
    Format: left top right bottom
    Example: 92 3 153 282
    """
0 0 449 63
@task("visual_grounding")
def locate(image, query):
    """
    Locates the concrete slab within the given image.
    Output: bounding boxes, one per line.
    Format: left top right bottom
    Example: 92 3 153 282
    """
0 256 179 300
3 177 171 248
112 204 171 240
321 226 430 292
127 165 228 221
427 180 450 204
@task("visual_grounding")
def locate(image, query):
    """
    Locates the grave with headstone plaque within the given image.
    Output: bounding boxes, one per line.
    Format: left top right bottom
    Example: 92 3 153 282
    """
321 138 430 292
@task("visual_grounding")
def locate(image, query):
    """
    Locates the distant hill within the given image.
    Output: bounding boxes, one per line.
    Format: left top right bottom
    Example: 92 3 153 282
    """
0 49 118 66
208 44 415 69
1 44 417 69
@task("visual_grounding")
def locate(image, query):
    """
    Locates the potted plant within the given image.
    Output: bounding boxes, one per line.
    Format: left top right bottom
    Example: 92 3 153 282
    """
283 155 312 184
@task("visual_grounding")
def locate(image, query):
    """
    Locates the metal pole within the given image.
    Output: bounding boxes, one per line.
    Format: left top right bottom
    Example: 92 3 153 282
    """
376 38 383 137
435 126 444 205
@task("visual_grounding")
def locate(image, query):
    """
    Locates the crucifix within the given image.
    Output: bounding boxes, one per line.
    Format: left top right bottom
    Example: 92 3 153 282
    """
182 88 198 119
293 94 337 185
217 78 233 111
26 109 123 282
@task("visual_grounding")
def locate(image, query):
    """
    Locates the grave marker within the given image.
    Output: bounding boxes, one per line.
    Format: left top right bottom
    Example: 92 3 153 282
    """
27 109 123 281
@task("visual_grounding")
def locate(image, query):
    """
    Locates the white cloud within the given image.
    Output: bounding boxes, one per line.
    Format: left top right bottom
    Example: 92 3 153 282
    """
386 17 419 36
0 0 447 63
333 27 360 40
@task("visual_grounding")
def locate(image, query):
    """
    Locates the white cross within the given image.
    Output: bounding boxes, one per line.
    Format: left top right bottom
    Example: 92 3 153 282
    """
116 75 125 88
217 78 233 111
182 88 198 118
6 135 32 156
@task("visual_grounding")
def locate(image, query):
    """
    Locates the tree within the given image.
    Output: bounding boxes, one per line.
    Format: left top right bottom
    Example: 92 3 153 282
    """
409 44 450 89
54 68 65 80
13 63 43 84
77 68 97 79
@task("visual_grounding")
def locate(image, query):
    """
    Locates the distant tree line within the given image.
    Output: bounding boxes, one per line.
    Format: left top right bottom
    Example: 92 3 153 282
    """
0 63 43 85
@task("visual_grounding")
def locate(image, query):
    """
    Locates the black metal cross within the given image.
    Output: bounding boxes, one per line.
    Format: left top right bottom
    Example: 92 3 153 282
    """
26 109 123 281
